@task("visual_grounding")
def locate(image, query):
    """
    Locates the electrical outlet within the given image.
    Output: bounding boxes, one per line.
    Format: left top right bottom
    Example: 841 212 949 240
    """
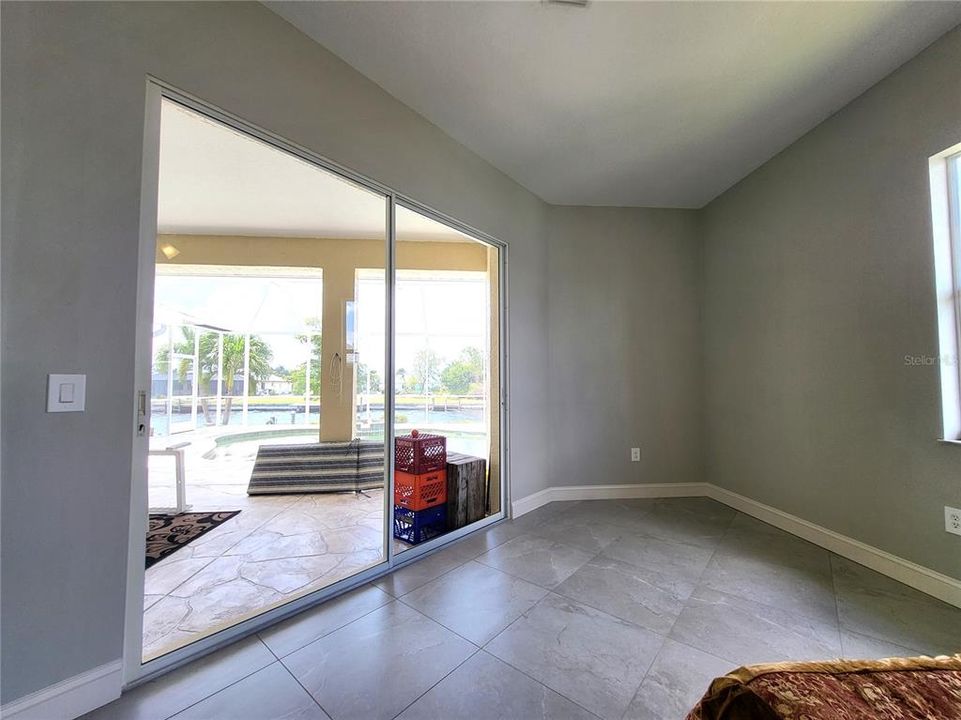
947 506 961 536
631 447 641 462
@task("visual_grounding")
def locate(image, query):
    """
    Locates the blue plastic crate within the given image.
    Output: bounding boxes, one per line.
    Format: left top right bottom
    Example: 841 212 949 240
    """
393 505 447 544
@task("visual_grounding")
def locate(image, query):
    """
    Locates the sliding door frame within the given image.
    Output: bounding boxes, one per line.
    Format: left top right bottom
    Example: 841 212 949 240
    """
123 78 509 687
388 196 510 564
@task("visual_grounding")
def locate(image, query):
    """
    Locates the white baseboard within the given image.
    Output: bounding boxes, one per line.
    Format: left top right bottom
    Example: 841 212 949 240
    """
704 485 961 609
1 660 122 720
512 482 961 609
512 482 708 517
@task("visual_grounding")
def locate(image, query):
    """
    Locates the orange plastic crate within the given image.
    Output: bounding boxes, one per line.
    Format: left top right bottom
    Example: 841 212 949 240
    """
394 469 448 511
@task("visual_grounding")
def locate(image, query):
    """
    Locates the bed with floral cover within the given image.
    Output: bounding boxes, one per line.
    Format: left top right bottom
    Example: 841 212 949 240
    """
685 654 961 720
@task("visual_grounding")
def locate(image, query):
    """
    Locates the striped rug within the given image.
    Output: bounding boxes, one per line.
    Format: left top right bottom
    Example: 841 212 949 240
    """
247 440 385 495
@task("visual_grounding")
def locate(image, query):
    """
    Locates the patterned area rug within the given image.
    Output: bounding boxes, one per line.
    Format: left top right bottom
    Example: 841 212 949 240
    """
146 511 240 569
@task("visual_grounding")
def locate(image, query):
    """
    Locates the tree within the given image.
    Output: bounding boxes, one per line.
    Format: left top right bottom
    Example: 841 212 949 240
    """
464 347 484 375
440 361 473 395
155 326 273 424
289 367 312 396
440 346 484 395
356 363 382 394
290 318 322 397
403 374 420 394
411 348 443 394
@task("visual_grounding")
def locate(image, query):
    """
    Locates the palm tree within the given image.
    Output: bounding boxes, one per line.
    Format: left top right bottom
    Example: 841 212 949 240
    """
155 326 273 425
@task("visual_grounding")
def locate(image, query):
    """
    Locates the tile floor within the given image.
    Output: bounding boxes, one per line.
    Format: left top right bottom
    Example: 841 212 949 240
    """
91 497 961 720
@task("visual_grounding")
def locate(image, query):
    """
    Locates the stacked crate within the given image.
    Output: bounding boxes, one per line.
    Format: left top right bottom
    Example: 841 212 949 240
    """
393 431 448 544
445 452 488 530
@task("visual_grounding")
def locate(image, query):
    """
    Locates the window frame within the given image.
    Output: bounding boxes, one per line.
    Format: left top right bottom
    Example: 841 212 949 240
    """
930 145 961 442
948 152 961 405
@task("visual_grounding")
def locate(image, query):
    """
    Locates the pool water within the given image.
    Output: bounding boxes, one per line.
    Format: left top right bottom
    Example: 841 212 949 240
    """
151 407 319 436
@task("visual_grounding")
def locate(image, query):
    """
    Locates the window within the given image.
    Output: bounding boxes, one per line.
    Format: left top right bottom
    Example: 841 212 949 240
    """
930 145 961 441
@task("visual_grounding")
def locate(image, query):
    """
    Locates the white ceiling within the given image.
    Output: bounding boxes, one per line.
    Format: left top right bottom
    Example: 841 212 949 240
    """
158 100 468 241
267 1 961 208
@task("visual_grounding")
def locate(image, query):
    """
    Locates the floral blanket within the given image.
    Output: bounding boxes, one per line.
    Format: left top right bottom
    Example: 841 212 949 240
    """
685 654 961 720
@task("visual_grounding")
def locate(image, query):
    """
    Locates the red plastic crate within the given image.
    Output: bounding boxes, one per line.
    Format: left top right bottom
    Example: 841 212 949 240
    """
394 469 447 511
394 432 446 474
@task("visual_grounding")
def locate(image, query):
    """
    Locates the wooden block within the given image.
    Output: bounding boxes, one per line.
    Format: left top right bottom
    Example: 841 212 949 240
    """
446 452 487 530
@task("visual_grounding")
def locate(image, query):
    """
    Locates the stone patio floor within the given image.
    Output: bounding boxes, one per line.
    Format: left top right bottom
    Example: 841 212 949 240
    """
143 432 401 660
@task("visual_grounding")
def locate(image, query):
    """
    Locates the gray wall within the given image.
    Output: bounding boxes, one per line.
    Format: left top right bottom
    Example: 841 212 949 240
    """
0 1 550 703
701 26 961 580
4 0 959 709
547 207 703 488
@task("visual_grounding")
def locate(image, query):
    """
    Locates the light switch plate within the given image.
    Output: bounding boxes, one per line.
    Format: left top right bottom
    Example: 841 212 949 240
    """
47 374 86 413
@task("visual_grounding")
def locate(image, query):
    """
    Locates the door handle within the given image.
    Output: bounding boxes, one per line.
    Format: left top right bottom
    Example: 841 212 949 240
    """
137 390 147 437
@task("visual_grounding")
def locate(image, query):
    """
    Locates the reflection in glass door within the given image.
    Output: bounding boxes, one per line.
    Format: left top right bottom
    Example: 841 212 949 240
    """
392 205 503 554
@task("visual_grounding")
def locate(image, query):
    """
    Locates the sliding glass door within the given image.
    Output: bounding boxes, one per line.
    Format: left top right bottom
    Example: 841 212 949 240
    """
392 204 503 555
130 84 506 681
141 97 389 663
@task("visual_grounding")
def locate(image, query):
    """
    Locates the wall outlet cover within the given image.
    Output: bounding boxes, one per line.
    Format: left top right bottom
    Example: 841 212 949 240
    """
946 506 961 536
631 447 641 462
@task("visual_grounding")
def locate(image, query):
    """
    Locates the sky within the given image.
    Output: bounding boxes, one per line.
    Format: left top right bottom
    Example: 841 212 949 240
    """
154 274 323 370
357 270 489 375
154 270 490 373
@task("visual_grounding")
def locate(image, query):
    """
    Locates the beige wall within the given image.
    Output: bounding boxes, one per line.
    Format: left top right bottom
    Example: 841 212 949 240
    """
156 233 492 441
156 234 489 272
702 26 961 580
488 246 502 514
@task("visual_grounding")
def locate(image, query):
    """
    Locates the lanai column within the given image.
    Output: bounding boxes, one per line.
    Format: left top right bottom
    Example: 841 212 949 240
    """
319 257 360 442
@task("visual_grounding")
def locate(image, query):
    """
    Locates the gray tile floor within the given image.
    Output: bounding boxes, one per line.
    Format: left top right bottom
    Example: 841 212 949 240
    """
85 498 961 720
